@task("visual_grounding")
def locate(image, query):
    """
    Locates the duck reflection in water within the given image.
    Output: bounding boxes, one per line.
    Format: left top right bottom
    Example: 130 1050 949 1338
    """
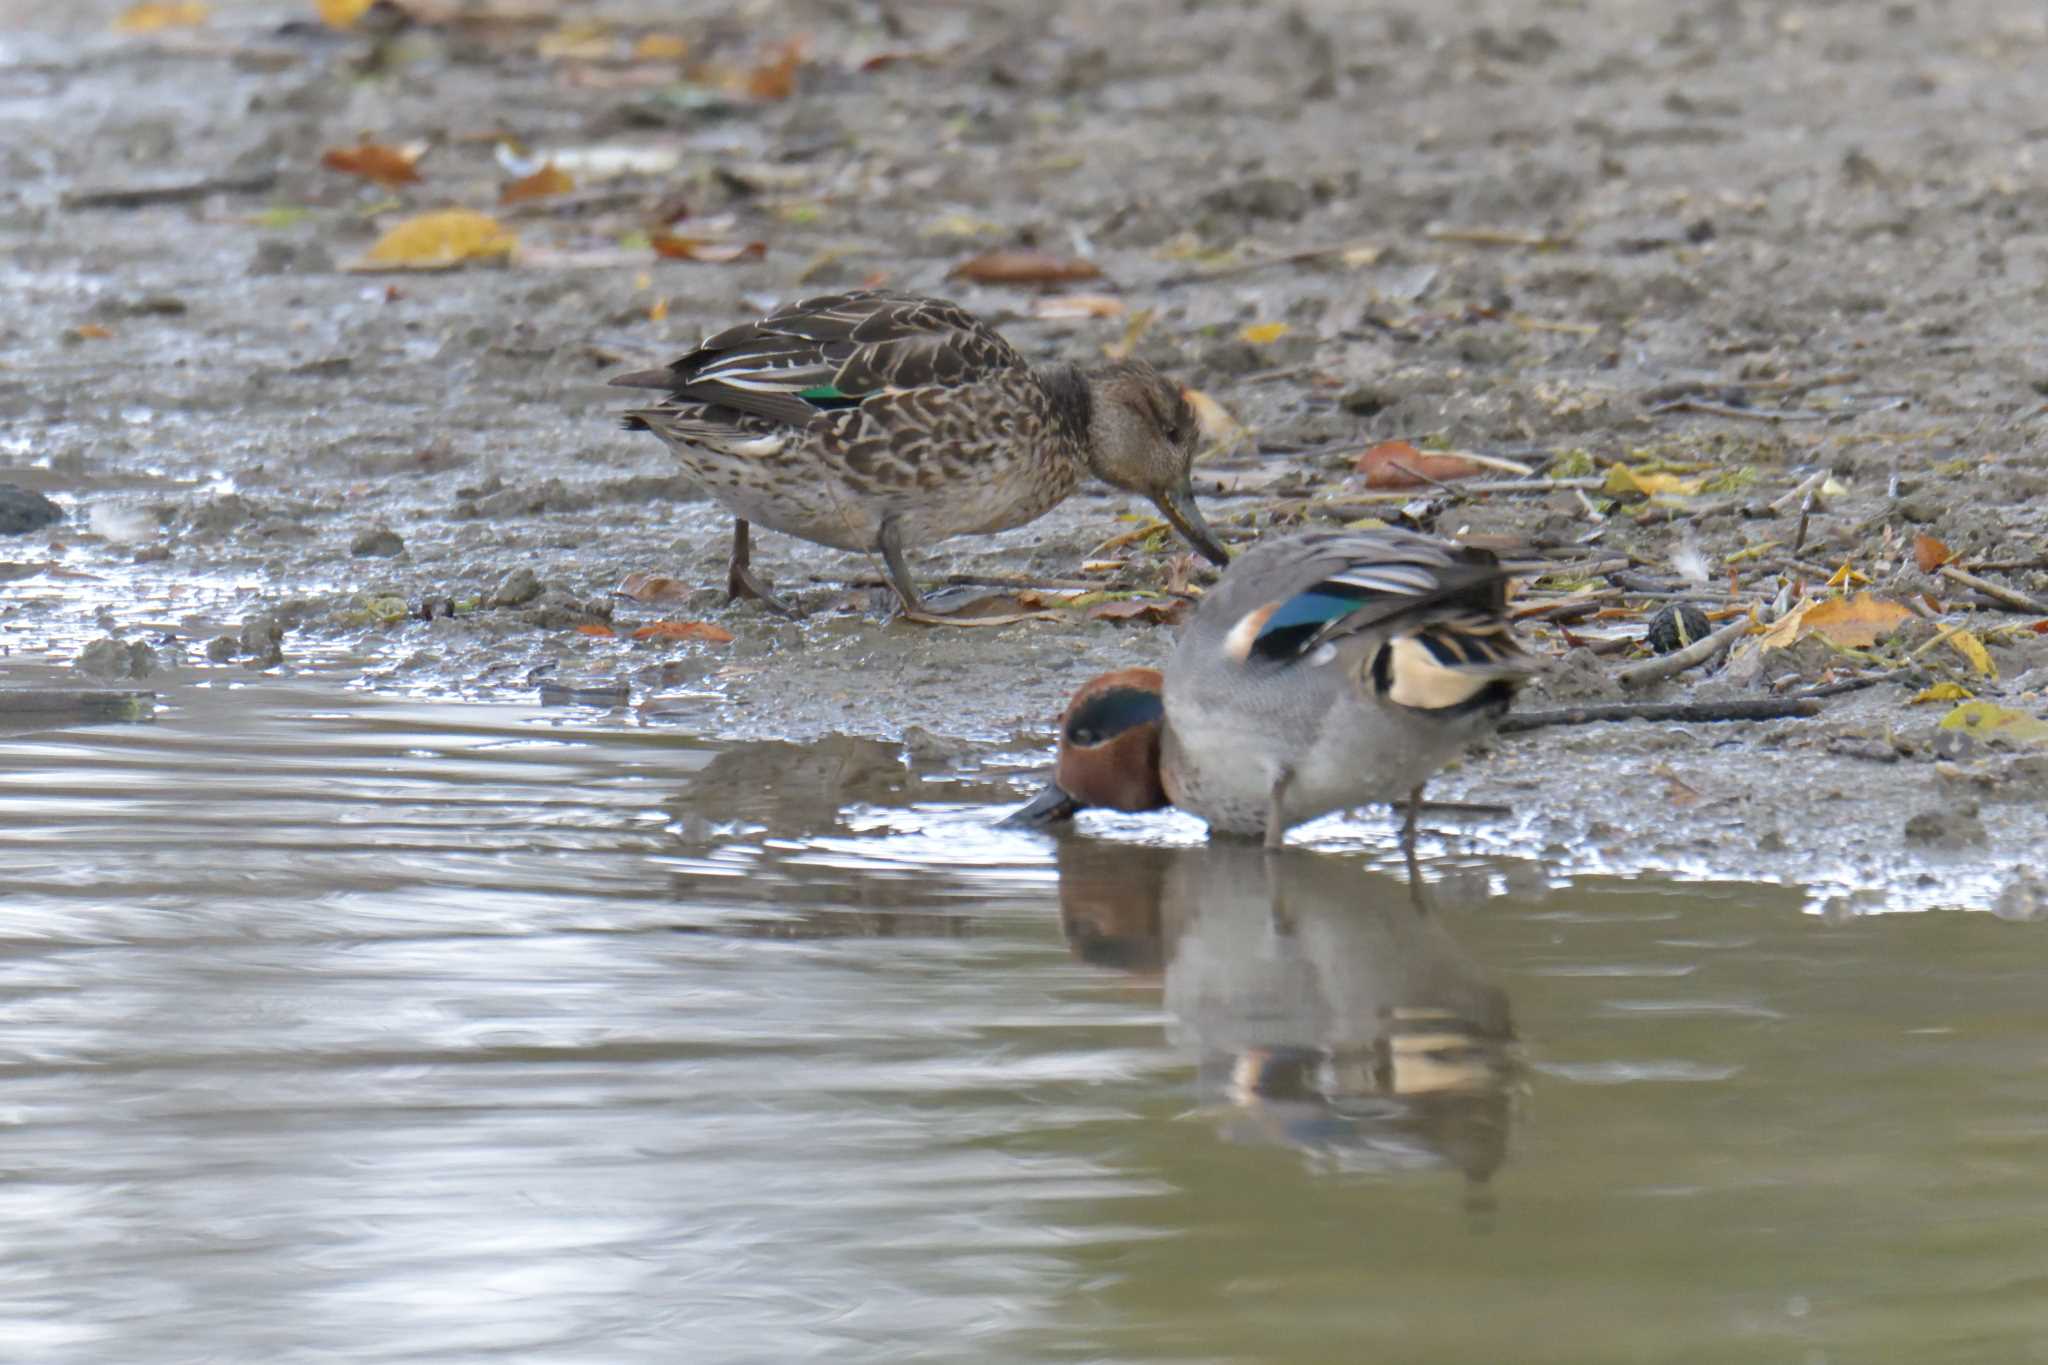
1055 840 1518 1210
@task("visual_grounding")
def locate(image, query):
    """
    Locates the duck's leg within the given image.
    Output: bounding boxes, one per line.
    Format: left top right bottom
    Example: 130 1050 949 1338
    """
725 518 801 619
876 518 929 616
1262 771 1293 850
1401 784 1424 884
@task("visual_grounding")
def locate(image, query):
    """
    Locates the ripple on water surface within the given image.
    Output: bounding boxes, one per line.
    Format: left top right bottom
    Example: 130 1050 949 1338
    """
0 678 2044 1362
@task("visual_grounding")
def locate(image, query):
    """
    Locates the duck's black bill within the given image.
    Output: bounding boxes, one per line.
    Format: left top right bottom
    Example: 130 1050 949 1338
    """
997 781 1081 829
1152 480 1231 566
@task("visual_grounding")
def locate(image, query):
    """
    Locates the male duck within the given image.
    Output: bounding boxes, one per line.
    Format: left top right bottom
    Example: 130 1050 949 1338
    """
1004 529 1532 847
612 289 1229 618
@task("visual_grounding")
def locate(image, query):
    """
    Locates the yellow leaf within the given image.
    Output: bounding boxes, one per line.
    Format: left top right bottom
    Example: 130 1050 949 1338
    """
1238 321 1290 345
1910 682 1973 705
1825 561 1871 588
114 0 207 31
648 296 668 322
1937 701 2048 745
1750 599 1815 653
633 33 689 61
1799 592 1913 648
315 0 371 27
357 210 516 270
1603 464 1703 497
1948 627 1996 678
1181 387 1246 451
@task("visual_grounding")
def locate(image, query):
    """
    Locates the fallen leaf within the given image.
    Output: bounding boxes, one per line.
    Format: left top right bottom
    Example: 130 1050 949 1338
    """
650 233 766 263
537 20 615 61
1797 592 1913 648
633 33 689 61
1825 561 1872 588
632 620 736 643
648 296 668 322
72 323 114 341
500 161 574 203
751 38 808 98
1910 681 1973 705
575 623 616 637
617 571 694 605
1603 463 1704 498
1937 701 2048 746
114 0 206 31
1102 306 1156 361
1030 294 1126 320
1238 321 1290 345
1948 627 1996 677
321 142 423 188
355 210 515 270
316 0 372 27
1087 598 1190 626
948 249 1102 285
1912 532 1954 573
1356 440 1492 489
1181 387 1247 451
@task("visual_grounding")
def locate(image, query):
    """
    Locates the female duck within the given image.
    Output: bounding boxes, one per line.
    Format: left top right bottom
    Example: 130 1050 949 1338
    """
1004 529 1531 847
613 290 1229 618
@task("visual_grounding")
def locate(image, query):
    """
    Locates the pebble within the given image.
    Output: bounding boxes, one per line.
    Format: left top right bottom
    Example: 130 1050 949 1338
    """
0 484 63 535
239 614 286 668
488 566 542 608
351 527 406 558
75 636 156 680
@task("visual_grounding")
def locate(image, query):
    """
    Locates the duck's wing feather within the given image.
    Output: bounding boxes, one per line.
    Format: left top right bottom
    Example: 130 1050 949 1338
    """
1220 532 1499 660
612 291 1027 427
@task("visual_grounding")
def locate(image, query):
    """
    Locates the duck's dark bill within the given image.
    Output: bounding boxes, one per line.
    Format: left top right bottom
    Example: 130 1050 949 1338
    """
997 781 1080 829
1151 480 1231 566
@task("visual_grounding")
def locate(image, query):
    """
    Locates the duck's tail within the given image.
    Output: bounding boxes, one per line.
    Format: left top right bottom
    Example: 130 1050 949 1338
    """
1373 614 1531 716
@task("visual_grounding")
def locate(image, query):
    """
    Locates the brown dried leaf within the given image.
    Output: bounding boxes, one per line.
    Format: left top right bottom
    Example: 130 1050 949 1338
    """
575 623 616 637
650 233 766 263
1912 532 1954 574
1087 597 1190 626
73 323 114 341
948 249 1103 286
617 571 694 606
500 161 574 203
321 142 423 188
745 37 807 100
632 620 736 643
1355 440 1491 489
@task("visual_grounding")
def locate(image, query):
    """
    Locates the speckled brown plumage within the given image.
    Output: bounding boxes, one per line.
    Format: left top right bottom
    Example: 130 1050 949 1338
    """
612 290 1226 617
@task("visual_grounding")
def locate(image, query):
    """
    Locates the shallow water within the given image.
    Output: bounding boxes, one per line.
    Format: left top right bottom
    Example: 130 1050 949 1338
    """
2 678 2046 1363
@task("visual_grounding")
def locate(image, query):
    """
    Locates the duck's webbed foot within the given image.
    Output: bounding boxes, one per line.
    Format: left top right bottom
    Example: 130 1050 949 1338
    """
726 519 802 619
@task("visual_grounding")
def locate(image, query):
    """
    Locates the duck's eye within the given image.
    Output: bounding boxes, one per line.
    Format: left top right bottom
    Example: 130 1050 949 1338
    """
1069 725 1099 745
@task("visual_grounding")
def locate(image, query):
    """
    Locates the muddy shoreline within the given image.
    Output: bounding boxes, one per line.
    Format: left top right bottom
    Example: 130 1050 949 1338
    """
4 0 2046 909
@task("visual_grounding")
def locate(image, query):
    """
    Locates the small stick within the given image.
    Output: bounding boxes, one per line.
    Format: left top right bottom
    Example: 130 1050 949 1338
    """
1500 694 1821 732
62 173 277 209
1154 244 1361 288
1769 470 1830 513
1649 399 1831 422
1937 563 2048 615
1616 614 1751 689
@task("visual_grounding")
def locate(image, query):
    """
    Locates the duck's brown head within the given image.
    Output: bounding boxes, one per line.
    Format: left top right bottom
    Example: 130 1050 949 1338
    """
999 667 1169 829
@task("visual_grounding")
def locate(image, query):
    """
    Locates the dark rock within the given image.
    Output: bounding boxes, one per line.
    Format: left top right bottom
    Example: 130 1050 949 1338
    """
239 614 286 668
206 634 239 662
0 484 62 535
488 566 542 608
351 527 405 558
1903 803 1985 847
76 636 156 680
